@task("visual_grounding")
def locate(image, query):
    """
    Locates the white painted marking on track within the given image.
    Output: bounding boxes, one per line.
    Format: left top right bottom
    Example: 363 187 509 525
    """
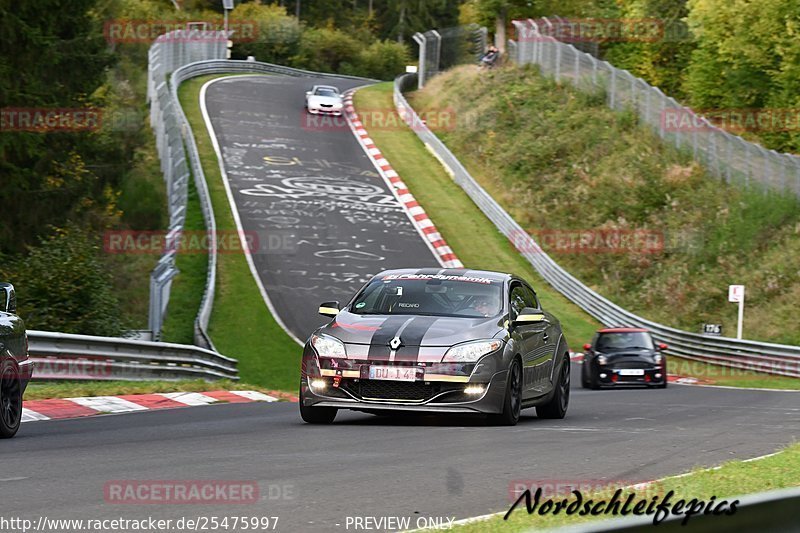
158 392 218 406
229 390 279 402
21 408 50 422
68 396 149 413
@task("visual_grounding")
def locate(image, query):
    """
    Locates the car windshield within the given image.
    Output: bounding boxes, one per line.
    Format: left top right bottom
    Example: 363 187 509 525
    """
595 331 654 351
350 274 503 318
315 88 338 97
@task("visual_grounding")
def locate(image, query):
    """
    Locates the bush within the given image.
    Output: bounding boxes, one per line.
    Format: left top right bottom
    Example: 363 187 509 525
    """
230 3 301 64
291 26 361 73
343 40 409 80
1 224 127 336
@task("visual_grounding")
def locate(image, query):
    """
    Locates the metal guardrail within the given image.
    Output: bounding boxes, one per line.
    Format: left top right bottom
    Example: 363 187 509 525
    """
394 73 800 378
147 29 229 343
540 486 800 532
508 17 800 198
27 330 238 381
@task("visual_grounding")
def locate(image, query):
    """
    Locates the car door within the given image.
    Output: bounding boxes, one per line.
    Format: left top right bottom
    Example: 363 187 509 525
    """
509 283 546 397
521 284 555 392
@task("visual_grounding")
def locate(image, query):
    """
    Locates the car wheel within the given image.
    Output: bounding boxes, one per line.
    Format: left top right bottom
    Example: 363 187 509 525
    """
299 388 337 424
537 356 570 419
589 367 600 390
489 358 522 426
0 359 22 439
656 380 668 389
581 364 590 389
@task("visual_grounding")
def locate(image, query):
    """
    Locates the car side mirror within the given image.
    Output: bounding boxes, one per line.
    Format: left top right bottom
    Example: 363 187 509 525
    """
318 301 340 318
658 343 668 351
512 307 546 326
0 282 16 314
305 91 312 96
583 343 592 351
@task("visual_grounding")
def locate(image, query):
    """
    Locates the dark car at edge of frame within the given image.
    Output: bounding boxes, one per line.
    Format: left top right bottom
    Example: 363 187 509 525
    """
0 282 34 438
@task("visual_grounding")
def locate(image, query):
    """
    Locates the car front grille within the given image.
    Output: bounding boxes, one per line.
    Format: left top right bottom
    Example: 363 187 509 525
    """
612 359 653 369
356 380 435 401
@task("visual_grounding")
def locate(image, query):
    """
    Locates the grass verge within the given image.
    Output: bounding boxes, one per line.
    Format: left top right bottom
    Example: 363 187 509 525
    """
354 83 800 391
411 65 800 346
451 442 800 531
354 83 600 345
23 379 289 401
178 74 300 391
160 177 207 344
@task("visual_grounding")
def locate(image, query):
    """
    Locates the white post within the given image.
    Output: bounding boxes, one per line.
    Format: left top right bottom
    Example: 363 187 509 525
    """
737 293 745 340
729 285 745 340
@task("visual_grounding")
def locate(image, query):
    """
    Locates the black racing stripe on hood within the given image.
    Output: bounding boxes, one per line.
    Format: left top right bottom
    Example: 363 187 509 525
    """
392 316 439 362
367 316 409 360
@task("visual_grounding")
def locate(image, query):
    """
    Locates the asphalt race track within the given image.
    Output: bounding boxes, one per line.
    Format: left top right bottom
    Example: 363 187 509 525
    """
202 75 440 341
7 74 798 533
7 368 799 531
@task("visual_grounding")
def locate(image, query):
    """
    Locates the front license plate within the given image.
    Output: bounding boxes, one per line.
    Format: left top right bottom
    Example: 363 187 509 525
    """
368 366 419 381
618 369 645 376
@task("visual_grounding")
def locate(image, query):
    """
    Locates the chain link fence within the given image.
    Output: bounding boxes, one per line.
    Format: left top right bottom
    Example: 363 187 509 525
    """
146 28 228 342
508 18 800 197
413 24 487 89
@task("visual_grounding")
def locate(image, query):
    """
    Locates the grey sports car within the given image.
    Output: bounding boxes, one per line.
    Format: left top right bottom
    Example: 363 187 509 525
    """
299 268 571 425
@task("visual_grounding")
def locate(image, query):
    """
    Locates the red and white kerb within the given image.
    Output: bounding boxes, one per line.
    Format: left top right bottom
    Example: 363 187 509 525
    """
342 91 463 269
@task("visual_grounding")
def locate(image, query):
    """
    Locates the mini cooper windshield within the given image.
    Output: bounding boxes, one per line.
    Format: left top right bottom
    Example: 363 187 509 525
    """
349 273 503 318
595 331 655 351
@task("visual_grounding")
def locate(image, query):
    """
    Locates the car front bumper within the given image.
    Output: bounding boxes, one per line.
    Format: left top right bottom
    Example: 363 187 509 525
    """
301 370 508 414
307 106 343 116
596 365 665 387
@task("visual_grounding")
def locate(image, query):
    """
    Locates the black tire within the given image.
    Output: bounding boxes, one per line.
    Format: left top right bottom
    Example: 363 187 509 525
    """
488 358 522 426
581 365 590 389
589 365 600 390
537 356 571 419
0 359 22 439
656 380 668 389
299 387 337 424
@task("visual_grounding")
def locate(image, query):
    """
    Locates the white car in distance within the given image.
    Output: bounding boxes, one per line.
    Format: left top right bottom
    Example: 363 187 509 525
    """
305 85 344 116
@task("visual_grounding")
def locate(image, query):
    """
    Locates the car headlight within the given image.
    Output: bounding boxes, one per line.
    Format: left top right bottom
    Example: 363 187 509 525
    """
443 339 503 363
333 102 343 109
653 353 663 364
311 334 347 358
597 354 608 365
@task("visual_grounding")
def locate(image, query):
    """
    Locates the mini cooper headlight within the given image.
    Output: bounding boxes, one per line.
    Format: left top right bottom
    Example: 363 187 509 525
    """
653 353 663 364
597 354 608 365
311 334 347 358
443 339 503 363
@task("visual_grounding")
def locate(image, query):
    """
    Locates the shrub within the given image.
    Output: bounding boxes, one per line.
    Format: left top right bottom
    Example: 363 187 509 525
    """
1 224 127 336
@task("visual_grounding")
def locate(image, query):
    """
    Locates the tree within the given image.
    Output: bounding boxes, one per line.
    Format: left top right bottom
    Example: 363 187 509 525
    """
0 0 114 253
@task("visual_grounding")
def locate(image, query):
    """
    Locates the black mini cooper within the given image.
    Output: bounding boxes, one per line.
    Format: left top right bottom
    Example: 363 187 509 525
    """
581 328 668 389
299 268 571 425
